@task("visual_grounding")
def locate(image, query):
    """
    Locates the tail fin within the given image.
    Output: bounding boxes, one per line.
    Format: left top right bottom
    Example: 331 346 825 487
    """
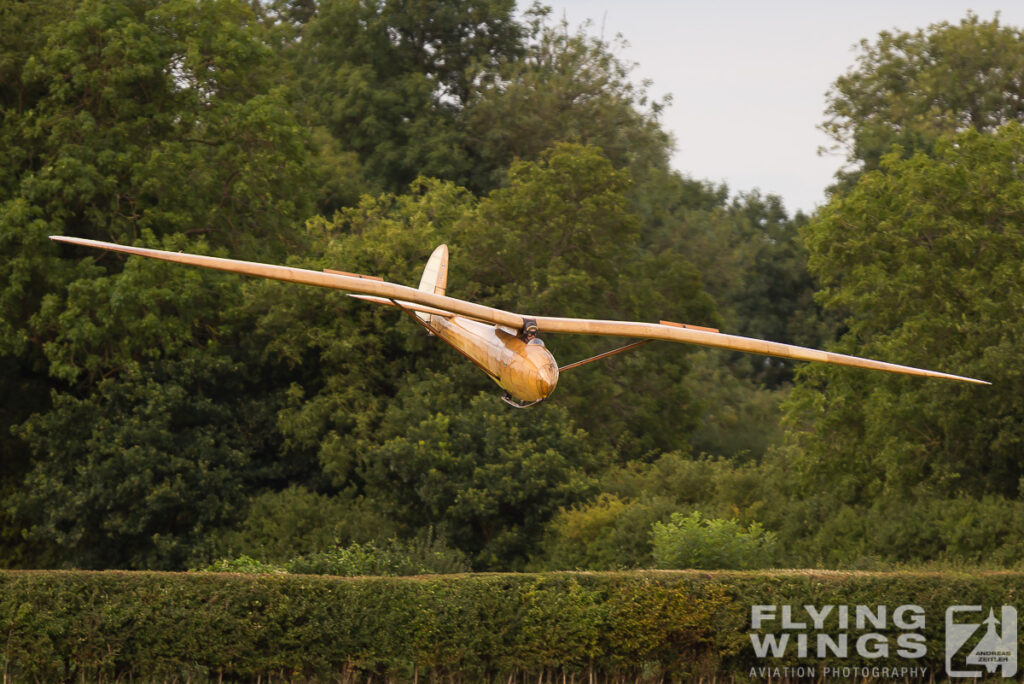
416 244 449 323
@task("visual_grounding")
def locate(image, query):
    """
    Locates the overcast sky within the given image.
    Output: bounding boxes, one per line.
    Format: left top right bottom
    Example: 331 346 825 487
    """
536 1 1024 215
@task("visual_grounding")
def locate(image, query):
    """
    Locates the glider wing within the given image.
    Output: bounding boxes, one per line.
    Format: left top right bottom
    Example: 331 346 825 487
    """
531 315 989 385
49 236 989 385
49 236 523 328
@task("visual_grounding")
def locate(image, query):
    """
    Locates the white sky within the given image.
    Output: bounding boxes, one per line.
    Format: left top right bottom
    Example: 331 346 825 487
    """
536 1 1024 215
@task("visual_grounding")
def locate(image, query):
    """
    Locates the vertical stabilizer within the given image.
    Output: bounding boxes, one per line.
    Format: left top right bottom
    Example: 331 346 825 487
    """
416 244 449 322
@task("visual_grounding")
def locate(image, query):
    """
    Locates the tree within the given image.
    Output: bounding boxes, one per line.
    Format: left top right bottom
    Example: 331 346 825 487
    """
1 0 836 570
457 144 718 457
290 2 674 202
462 7 672 192
12 350 280 569
823 12 1024 185
1 0 318 567
2 0 315 361
787 124 1024 508
353 373 603 570
292 0 524 196
647 188 827 387
635 179 826 459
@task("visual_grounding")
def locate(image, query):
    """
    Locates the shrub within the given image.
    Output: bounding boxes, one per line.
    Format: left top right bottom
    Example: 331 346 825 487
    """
651 512 776 569
537 494 679 570
287 535 470 576
2 568 1023 680
203 555 287 574
203 531 471 576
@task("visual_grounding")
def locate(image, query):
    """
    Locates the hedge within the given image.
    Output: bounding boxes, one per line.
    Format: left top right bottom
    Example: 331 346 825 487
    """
0 569 1020 681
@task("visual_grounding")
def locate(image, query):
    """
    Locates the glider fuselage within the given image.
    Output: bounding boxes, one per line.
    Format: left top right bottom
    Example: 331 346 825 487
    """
429 315 559 403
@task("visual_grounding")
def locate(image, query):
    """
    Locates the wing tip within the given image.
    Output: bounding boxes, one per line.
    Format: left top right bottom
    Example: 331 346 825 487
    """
925 370 990 385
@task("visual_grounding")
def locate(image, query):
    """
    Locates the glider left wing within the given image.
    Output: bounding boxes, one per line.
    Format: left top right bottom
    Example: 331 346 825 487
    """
49 236 523 329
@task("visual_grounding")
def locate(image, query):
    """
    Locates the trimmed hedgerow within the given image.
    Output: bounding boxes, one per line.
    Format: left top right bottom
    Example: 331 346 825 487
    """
0 569 1020 682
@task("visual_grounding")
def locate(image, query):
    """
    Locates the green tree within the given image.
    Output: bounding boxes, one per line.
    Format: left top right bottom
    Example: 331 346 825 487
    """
636 179 826 458
648 189 826 385
823 12 1024 184
462 7 672 192
2 0 314 365
292 0 524 195
201 486 396 563
354 373 604 570
13 349 279 569
651 511 776 570
535 493 678 570
1 0 318 567
271 178 481 489
787 124 1024 523
290 2 675 203
283 146 721 475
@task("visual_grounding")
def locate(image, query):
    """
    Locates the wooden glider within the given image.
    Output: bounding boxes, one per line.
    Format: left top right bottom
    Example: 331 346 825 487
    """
49 236 990 407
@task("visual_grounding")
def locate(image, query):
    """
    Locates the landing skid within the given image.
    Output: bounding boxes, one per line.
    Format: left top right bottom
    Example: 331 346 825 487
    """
501 393 545 409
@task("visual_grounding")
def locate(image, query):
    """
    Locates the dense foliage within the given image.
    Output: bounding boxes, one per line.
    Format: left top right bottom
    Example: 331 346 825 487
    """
1 2 1020 572
205 531 472 576
1 569 1020 680
822 12 1024 186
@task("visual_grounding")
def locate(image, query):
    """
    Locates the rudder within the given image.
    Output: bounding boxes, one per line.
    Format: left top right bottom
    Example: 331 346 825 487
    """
416 244 449 322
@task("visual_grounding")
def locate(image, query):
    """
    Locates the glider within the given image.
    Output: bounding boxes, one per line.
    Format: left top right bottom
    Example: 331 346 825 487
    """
49 236 989 407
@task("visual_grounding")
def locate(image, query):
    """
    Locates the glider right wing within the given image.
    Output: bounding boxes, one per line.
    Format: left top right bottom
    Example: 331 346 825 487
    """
530 315 989 385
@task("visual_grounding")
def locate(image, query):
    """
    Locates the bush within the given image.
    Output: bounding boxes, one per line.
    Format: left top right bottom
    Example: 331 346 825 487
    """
203 531 471 576
287 534 471 576
2 569 1023 681
200 487 397 564
651 512 776 569
536 494 679 570
203 555 287 574
777 492 1024 568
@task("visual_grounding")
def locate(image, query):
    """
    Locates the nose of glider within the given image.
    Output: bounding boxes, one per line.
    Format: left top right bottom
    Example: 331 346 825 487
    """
527 345 559 399
502 341 560 404
538 359 559 398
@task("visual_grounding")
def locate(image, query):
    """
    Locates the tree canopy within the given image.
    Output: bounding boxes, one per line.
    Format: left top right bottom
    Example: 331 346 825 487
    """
823 12 1024 184
1 1 1019 571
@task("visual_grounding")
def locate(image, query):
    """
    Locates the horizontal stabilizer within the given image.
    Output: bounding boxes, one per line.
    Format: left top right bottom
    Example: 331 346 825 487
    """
348 294 455 319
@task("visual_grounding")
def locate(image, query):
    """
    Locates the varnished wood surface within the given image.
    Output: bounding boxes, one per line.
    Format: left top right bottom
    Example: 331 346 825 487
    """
51 236 524 328
49 236 990 387
429 317 559 402
532 316 989 385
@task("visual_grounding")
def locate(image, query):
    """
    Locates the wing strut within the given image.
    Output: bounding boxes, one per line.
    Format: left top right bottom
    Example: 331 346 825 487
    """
558 340 652 372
